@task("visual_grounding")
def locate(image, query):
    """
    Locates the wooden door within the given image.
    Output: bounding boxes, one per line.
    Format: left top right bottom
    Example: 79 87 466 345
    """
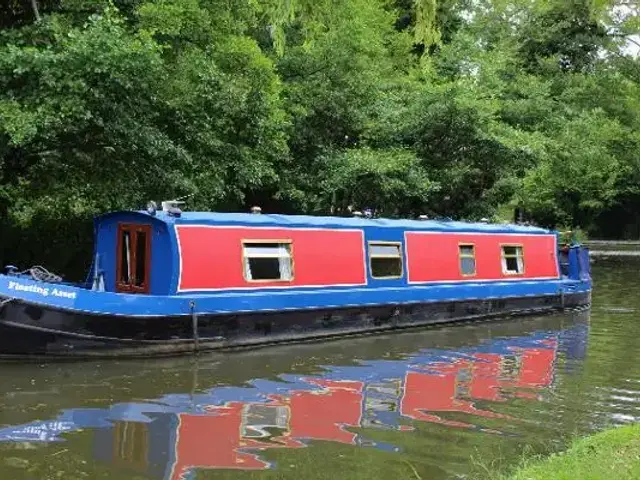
116 224 152 294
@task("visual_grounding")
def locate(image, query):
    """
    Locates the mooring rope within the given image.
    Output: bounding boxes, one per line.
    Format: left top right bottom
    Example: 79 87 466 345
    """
12 265 63 283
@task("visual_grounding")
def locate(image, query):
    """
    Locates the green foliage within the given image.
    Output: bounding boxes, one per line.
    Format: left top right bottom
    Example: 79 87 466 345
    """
0 6 186 218
317 147 436 216
519 110 632 227
517 0 609 74
274 0 415 211
413 0 441 47
0 0 640 275
257 0 442 55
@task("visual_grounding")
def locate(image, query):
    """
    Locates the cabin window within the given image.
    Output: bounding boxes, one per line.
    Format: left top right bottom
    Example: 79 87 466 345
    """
369 242 403 279
243 242 293 282
501 245 524 275
116 224 151 294
459 244 476 276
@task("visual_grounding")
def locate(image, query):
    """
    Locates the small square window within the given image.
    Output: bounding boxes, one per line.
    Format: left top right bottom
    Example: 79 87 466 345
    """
369 242 403 279
501 245 524 275
243 242 293 282
459 244 476 276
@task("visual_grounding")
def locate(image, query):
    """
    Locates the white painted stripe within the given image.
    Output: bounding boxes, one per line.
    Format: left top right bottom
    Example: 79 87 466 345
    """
406 276 560 285
175 224 367 293
403 230 411 283
176 224 366 233
175 225 559 292
178 281 371 293
182 279 563 297
405 231 557 237
175 224 184 294
405 232 560 283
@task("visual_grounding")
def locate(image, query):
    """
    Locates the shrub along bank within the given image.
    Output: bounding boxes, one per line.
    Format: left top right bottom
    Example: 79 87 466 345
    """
504 424 640 480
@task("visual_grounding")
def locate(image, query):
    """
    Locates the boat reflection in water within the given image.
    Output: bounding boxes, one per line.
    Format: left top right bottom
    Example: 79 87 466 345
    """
0 314 589 479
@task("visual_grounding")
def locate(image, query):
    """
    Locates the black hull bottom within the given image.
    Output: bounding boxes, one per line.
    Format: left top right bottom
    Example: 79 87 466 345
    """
0 292 591 360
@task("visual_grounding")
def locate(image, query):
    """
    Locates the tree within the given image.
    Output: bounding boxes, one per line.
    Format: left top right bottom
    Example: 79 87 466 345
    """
257 0 442 55
137 0 289 210
517 0 609 74
273 0 414 212
316 147 436 216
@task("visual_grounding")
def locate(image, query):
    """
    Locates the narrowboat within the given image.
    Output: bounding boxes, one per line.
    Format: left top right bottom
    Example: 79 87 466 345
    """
0 202 592 358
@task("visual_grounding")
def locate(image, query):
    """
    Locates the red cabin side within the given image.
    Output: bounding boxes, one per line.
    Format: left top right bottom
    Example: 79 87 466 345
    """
405 232 559 283
176 226 366 292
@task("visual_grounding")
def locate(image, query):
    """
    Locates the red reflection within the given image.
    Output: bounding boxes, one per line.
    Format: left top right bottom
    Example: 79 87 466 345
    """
168 380 365 479
469 354 504 401
285 379 364 444
400 360 510 429
500 338 558 400
110 339 559 478
169 405 275 478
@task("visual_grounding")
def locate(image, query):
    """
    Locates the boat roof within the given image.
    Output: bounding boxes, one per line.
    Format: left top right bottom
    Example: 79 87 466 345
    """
99 210 554 235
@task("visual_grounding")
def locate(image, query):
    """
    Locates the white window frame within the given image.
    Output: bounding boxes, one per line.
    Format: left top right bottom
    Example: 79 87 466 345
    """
368 241 404 279
459 243 477 277
501 244 525 275
242 240 294 282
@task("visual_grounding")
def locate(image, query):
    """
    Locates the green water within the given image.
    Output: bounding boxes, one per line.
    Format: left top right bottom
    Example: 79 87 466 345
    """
0 260 638 480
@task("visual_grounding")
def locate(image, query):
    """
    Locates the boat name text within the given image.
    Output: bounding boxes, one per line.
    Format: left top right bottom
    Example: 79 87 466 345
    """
7 281 77 299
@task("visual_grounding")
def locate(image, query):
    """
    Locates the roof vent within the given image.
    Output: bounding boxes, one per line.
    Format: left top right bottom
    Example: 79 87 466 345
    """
146 201 157 216
250 206 262 214
162 200 184 217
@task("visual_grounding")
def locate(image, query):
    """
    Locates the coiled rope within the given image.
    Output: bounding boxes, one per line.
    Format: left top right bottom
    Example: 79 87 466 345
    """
12 265 63 283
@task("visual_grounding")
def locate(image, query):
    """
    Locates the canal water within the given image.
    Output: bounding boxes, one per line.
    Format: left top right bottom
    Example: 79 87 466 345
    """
0 260 638 480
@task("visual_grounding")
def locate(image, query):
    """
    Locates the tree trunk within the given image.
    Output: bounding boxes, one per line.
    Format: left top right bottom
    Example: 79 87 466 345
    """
30 0 41 22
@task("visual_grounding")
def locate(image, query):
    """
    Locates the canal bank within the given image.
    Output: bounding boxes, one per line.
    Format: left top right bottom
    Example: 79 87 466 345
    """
501 423 640 480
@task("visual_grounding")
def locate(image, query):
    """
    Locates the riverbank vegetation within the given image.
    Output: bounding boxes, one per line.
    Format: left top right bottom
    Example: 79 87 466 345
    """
1 0 639 276
497 423 640 480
